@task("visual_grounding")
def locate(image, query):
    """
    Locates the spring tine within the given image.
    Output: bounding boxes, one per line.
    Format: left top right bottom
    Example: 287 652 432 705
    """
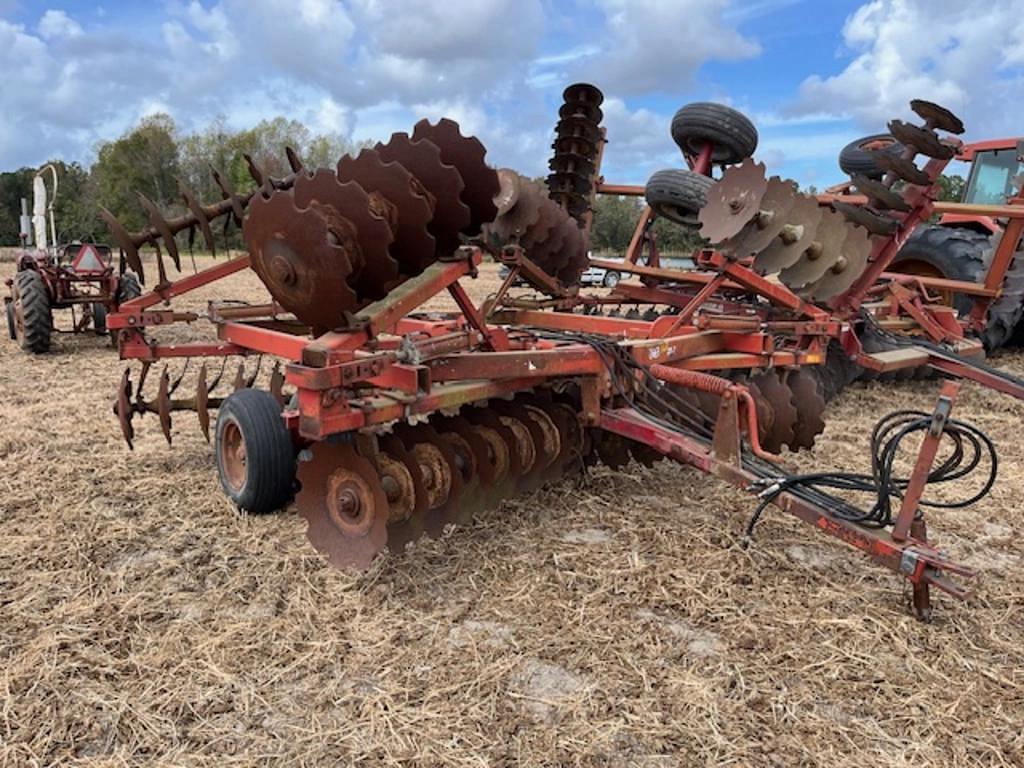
137 193 181 272
179 180 217 256
157 366 173 445
196 362 211 442
269 362 286 406
245 355 263 389
208 357 228 392
286 146 303 173
243 154 265 187
234 361 246 391
168 358 190 395
211 166 246 225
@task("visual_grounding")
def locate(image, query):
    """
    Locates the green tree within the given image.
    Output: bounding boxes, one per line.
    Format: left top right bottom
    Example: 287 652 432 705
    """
936 174 965 203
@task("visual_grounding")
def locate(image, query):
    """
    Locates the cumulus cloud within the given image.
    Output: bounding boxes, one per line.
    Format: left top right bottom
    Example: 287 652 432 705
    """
791 0 1024 138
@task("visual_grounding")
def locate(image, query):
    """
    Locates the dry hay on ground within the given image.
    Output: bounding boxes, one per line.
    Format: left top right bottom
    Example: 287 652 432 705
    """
1 258 1023 767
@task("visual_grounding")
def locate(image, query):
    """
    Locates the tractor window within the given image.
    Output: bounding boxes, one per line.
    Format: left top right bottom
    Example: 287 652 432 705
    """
964 149 1023 205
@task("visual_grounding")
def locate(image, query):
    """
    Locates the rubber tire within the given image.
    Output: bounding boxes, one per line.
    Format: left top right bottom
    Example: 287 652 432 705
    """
839 134 904 180
13 270 52 353
92 302 108 334
645 169 715 227
5 301 15 340
893 225 1024 351
603 271 620 289
116 272 142 305
671 103 758 165
215 388 296 515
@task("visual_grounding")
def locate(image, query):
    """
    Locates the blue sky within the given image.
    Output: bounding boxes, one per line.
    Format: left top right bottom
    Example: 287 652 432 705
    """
1 0 1021 188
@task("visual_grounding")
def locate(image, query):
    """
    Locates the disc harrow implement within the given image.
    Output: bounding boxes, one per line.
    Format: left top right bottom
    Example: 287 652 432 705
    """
104 88 1023 622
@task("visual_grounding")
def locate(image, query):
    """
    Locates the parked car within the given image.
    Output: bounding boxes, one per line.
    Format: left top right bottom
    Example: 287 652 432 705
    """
580 254 622 288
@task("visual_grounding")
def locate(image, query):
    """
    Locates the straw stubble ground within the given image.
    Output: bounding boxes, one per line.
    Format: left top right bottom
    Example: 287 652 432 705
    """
1 257 1023 767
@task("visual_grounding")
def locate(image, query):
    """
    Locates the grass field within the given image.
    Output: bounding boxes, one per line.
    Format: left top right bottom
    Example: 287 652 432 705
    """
2 257 1023 766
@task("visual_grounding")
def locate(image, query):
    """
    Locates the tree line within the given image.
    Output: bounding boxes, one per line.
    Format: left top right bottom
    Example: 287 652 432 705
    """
0 115 364 248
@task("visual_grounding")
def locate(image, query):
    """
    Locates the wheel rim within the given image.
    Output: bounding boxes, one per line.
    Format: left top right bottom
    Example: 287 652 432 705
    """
219 419 247 492
858 137 896 152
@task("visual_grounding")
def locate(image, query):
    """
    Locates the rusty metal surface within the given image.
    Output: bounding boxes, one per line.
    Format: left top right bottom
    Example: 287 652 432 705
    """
699 158 769 243
888 119 955 160
910 99 964 135
850 175 912 213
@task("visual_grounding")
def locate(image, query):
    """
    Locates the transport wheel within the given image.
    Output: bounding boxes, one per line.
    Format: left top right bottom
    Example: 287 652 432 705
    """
5 301 15 340
645 169 715 227
92 302 108 334
603 270 620 289
893 225 1024 351
215 388 296 515
13 270 52 353
116 272 142 305
838 133 903 180
671 102 758 165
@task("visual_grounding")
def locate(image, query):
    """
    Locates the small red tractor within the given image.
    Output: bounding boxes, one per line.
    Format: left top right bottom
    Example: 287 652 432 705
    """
4 164 141 353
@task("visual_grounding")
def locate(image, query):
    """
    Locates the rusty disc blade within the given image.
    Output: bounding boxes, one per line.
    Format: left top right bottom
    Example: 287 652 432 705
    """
787 369 826 450
435 428 486 526
721 176 798 257
558 100 603 124
744 377 774 445
375 133 470 255
753 195 824 274
549 151 596 177
116 368 135 449
873 153 931 186
411 118 499 233
831 201 899 236
554 221 587 285
910 99 964 135
463 407 524 493
394 422 464 537
296 441 389 570
778 207 850 289
850 175 911 212
555 116 601 144
698 159 769 244
157 366 172 445
293 169 398 301
552 135 598 159
244 189 358 329
887 120 955 160
378 434 427 553
337 148 437 275
487 169 543 241
493 402 548 491
752 370 796 453
806 225 872 301
522 197 567 272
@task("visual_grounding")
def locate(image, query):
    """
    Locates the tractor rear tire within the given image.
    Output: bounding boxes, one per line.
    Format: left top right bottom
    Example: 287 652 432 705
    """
92 302 108 334
839 134 904 180
215 388 296 515
671 103 758 166
645 169 715 227
116 272 142 305
5 301 15 340
892 225 1024 351
13 270 52 353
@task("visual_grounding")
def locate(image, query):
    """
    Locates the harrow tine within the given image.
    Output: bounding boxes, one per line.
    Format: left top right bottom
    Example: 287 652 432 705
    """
243 153 265 187
157 366 173 445
168 358 190 396
137 192 181 272
234 361 246 391
179 179 217 255
285 146 304 173
197 362 211 442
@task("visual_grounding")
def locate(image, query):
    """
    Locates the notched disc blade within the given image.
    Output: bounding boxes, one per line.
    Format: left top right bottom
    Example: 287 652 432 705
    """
887 120 955 160
698 158 769 244
754 195 823 274
850 174 911 212
807 224 871 301
337 148 436 275
910 99 964 135
411 118 500 233
296 442 389 570
243 189 357 329
873 153 931 186
376 132 470 255
293 168 398 301
378 434 427 553
555 116 601 144
727 176 798 257
752 370 796 453
780 207 849 289
832 201 900 236
787 370 826 450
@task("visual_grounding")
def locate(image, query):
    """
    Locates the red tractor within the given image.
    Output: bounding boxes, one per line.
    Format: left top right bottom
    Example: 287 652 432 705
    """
835 135 1024 349
4 165 141 353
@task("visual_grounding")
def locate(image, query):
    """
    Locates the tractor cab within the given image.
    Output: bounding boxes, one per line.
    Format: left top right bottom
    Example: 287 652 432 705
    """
962 141 1024 205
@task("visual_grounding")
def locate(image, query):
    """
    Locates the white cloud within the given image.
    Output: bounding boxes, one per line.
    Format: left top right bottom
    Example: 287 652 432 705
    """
791 0 1024 138
37 10 83 40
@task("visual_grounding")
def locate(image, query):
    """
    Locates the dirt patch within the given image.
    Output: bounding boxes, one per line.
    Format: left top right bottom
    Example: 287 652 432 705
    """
1 257 1023 766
